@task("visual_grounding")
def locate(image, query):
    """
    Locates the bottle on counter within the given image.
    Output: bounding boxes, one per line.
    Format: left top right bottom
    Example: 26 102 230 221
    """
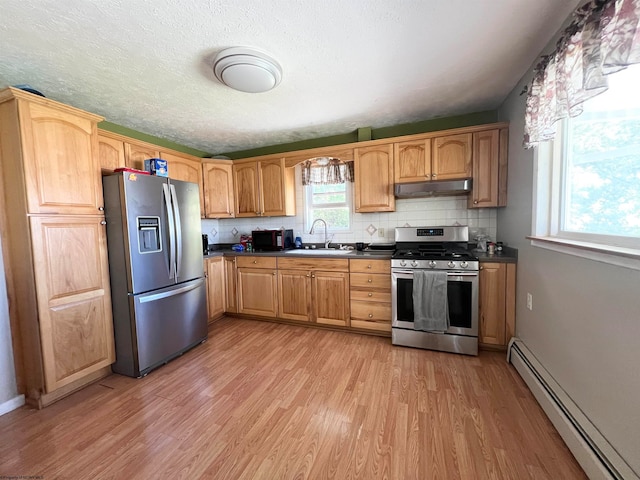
295 236 302 248
488 242 495 255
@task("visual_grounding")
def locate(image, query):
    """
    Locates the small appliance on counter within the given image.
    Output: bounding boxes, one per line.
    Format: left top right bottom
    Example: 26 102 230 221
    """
251 229 294 251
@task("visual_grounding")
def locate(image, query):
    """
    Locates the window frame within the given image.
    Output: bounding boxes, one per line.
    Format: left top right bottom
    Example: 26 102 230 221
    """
530 121 640 271
303 181 353 234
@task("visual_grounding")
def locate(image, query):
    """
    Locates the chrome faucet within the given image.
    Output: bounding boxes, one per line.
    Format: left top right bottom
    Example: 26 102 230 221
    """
309 218 332 248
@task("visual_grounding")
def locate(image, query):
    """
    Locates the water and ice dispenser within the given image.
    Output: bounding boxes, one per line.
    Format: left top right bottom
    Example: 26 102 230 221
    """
137 217 161 253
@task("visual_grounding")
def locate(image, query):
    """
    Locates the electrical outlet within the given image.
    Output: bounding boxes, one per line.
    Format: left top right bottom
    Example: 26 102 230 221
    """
378 228 385 237
526 293 533 311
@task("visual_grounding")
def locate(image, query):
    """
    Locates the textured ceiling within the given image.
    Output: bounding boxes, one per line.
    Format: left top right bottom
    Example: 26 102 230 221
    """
0 0 581 155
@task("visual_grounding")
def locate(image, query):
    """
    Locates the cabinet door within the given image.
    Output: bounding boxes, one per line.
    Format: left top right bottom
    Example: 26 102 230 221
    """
124 142 160 170
394 139 431 183
432 133 472 180
19 100 103 215
277 269 312 322
469 130 500 208
233 162 260 217
206 257 225 321
29 215 115 393
313 271 350 326
224 256 238 313
479 263 506 346
98 134 126 173
237 267 278 317
354 144 395 212
161 151 204 215
203 162 235 218
258 159 287 216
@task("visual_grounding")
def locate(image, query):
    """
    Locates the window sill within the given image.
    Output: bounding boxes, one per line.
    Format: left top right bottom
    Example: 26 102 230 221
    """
528 236 640 271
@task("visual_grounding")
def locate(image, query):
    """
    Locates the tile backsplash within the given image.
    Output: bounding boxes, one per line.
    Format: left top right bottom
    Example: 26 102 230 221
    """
202 166 497 246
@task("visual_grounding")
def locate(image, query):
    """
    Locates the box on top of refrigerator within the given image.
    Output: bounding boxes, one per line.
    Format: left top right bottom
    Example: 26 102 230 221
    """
144 158 168 177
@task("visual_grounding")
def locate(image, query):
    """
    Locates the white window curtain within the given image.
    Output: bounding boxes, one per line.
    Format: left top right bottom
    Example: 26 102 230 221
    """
301 158 355 185
524 0 640 148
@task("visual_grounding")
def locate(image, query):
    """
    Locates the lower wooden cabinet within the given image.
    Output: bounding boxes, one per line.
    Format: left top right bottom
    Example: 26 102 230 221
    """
205 256 225 322
349 259 392 332
277 257 350 326
237 256 278 317
479 262 516 347
29 215 115 396
224 256 238 313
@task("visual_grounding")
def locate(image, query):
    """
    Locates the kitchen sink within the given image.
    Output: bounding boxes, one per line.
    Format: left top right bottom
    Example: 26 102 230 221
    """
284 248 352 255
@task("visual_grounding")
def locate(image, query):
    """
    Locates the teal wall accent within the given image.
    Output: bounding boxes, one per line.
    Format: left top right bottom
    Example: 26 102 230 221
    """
222 109 499 159
98 121 211 158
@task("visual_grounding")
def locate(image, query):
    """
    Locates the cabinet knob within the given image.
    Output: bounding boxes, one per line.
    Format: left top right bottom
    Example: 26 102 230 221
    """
367 278 372 283
367 265 372 269
306 274 311 278
432 174 437 178
311 274 316 278
368 314 373 318
253 260 257 264
98 206 104 211
474 200 478 204
272 272 276 275
368 293 373 297
100 220 107 225
480 266 484 270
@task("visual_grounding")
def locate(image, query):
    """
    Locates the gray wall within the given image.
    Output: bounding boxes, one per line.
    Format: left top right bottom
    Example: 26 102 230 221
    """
497 45 640 473
0 238 19 408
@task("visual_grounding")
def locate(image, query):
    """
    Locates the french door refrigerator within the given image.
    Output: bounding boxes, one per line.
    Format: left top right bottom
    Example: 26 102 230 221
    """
103 171 207 377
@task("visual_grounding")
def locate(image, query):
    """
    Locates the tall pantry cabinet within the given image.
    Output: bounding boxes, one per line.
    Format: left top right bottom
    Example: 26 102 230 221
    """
0 87 115 408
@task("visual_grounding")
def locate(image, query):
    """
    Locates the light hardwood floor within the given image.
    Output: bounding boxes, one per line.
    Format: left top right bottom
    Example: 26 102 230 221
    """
0 318 586 479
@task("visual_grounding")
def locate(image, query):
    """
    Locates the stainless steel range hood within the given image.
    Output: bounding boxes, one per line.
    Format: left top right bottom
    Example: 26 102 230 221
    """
394 178 472 198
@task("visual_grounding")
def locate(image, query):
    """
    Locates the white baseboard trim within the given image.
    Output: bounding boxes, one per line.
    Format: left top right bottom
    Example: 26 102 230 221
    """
507 338 638 480
0 393 25 416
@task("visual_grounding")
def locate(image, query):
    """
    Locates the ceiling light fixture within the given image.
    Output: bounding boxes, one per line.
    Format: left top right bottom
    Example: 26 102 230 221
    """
213 47 283 93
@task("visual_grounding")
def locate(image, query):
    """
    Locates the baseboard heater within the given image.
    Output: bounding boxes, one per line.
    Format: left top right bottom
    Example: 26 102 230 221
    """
507 339 638 480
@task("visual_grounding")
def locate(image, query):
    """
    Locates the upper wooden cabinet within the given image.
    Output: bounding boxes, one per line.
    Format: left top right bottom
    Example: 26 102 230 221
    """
232 158 295 217
124 141 160 171
202 160 235 218
432 133 472 181
468 128 508 208
98 134 126 173
354 144 395 212
394 139 432 183
1 91 105 215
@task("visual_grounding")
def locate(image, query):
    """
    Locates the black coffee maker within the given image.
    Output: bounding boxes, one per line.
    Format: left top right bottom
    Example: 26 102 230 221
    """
202 234 209 255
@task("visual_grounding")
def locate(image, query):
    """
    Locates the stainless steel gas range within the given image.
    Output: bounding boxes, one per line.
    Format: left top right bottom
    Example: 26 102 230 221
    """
391 225 479 356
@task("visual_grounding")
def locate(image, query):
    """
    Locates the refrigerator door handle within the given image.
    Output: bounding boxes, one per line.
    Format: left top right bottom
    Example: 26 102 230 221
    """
162 183 176 280
169 183 183 278
138 278 204 304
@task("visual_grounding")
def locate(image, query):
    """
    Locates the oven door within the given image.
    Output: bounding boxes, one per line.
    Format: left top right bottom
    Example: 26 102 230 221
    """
391 269 478 336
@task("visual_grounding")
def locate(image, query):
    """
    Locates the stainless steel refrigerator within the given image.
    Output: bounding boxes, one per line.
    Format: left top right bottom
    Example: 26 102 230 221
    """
103 172 207 377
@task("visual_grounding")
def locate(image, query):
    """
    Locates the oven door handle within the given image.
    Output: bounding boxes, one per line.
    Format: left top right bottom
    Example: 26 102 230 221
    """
393 269 478 277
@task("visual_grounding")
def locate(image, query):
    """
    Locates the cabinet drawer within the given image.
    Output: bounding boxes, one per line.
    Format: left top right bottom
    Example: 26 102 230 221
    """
350 259 390 274
350 300 391 321
350 290 391 303
277 257 349 272
350 273 391 290
236 256 277 269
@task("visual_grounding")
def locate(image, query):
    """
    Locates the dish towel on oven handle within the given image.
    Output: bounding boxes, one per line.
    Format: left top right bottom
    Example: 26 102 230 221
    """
412 270 449 332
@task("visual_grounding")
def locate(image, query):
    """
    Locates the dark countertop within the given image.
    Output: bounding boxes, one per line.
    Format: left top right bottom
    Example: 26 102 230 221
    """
204 245 518 263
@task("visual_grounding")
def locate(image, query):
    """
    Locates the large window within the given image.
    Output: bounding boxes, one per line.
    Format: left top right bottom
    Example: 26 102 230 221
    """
304 182 352 233
533 64 640 264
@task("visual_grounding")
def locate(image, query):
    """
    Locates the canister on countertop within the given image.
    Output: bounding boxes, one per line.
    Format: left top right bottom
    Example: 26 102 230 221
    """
488 242 495 255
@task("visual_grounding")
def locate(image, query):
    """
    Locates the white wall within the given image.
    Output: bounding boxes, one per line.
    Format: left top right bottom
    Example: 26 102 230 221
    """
497 45 640 473
203 166 498 246
0 237 22 415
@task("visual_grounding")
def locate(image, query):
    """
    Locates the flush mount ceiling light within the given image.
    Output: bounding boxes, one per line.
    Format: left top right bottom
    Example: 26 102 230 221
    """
213 47 282 93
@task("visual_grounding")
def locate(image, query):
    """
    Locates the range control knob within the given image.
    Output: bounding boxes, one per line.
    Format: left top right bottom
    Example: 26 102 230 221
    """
428 260 437 269
460 261 469 269
447 261 456 269
400 260 407 267
411 260 419 268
